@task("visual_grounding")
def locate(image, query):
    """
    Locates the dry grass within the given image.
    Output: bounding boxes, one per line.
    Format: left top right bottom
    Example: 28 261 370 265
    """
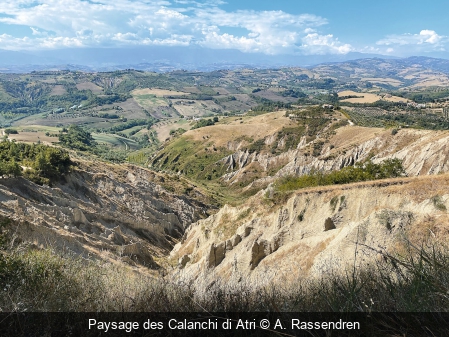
76 82 103 93
383 95 407 102
7 131 58 145
214 212 241 241
331 125 384 149
410 77 449 89
186 111 293 147
152 118 190 142
384 174 449 203
49 85 66 96
341 92 380 104
360 77 403 86
132 88 188 97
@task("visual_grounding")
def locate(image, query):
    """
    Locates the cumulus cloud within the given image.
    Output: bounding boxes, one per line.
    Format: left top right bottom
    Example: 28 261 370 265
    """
377 30 445 45
375 30 447 55
0 0 352 55
300 32 352 55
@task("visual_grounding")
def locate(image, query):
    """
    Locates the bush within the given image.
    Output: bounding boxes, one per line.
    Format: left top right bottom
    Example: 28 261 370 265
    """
4 129 18 135
0 140 71 183
191 118 215 129
275 158 406 192
431 195 447 211
59 125 95 151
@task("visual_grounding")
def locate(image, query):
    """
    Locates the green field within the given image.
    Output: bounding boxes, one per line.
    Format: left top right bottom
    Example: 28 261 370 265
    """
120 125 145 136
92 133 140 150
133 94 168 109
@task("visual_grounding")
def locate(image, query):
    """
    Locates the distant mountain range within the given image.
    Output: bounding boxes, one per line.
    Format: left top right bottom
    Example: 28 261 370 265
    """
1 46 449 74
0 46 406 73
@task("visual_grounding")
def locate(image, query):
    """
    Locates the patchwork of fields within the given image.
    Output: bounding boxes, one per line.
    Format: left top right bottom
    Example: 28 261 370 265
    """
0 60 448 162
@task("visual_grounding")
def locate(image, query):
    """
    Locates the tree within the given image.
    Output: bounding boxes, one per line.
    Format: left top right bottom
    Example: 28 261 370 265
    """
59 125 95 151
6 160 22 177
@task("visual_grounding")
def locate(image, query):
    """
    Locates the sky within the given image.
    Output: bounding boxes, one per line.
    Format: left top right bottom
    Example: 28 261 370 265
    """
0 0 448 58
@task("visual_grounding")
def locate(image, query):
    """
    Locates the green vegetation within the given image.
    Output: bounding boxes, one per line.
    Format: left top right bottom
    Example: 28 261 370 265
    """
345 107 449 130
376 210 413 231
275 159 406 192
249 100 292 114
342 100 406 110
169 128 187 137
281 89 307 98
431 195 447 211
392 89 449 103
107 118 156 133
151 137 231 181
0 140 71 185
4 129 18 135
191 118 216 129
59 125 96 151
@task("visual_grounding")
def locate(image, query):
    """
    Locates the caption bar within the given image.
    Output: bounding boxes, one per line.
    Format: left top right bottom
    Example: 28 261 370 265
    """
88 317 360 333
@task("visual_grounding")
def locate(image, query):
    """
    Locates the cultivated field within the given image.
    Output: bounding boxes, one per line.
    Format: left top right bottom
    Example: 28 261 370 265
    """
383 95 407 103
251 89 296 103
49 85 67 96
172 99 222 117
361 77 403 86
3 125 61 145
132 93 168 111
185 110 294 147
410 77 449 88
338 90 405 103
132 88 188 97
92 133 140 150
338 90 380 103
76 82 103 94
93 98 148 119
152 118 191 142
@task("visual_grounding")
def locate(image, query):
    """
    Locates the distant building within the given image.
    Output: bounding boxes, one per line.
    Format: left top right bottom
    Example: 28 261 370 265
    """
407 102 426 109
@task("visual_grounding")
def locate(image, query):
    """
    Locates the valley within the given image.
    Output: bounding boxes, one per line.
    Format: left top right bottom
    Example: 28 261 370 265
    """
1 57 449 325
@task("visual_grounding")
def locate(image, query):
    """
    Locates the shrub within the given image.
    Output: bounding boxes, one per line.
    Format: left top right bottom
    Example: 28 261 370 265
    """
0 140 71 183
4 129 18 135
275 158 406 192
431 195 447 211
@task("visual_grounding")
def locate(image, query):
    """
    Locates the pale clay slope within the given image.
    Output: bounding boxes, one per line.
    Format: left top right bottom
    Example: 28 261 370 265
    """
217 126 449 191
4 121 449 281
169 124 449 288
171 175 449 289
0 162 209 271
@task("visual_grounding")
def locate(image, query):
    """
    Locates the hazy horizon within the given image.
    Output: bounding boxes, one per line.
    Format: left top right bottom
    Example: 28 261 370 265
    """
0 0 448 71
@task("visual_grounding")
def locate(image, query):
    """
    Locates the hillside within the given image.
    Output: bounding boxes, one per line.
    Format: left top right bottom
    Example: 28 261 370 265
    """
0 160 214 271
1 63 449 326
171 173 449 289
150 107 449 206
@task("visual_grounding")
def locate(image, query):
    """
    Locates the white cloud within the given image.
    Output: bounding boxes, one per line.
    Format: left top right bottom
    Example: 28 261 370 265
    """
377 30 446 47
375 30 447 55
300 33 352 55
0 0 352 55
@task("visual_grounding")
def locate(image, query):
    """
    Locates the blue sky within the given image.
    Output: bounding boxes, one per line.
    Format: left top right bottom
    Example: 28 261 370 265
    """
0 0 448 57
